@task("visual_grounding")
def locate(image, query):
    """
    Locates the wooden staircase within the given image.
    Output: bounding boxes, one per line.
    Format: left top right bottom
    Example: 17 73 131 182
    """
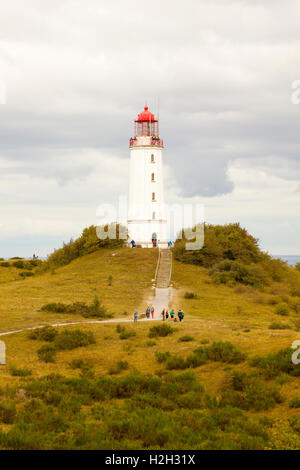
155 249 172 288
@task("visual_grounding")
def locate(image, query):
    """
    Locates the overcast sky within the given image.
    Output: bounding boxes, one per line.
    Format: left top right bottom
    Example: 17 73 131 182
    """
0 0 300 257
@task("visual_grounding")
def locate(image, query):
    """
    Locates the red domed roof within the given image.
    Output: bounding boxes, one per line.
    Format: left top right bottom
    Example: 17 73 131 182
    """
135 106 157 122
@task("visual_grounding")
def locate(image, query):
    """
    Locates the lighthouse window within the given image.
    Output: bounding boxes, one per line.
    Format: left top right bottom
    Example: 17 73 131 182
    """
152 212 156 220
151 173 155 182
152 192 155 201
151 154 155 163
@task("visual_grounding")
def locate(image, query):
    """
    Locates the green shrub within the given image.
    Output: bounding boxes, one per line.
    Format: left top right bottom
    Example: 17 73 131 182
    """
148 324 175 338
178 335 194 342
116 324 125 333
44 224 127 269
69 358 92 370
221 382 282 411
268 322 291 330
0 262 10 268
173 223 263 268
28 326 58 342
41 297 110 318
161 342 245 371
196 341 246 364
250 347 300 378
155 351 171 363
184 292 197 299
54 330 96 350
37 345 56 363
289 398 300 408
0 403 16 424
200 338 210 344
12 260 25 269
119 329 136 340
19 271 34 279
10 366 32 377
275 303 289 316
210 260 268 287
109 360 129 375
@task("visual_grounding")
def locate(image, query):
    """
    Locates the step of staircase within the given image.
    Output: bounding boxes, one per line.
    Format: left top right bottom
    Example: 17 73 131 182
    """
155 249 172 288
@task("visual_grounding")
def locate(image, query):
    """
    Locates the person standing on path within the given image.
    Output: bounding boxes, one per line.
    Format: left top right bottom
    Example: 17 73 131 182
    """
161 309 165 321
146 306 150 319
134 311 138 322
150 306 154 319
170 309 174 320
166 310 169 320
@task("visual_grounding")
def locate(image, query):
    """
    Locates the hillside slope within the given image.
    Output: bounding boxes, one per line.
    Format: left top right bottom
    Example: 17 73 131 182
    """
0 248 157 331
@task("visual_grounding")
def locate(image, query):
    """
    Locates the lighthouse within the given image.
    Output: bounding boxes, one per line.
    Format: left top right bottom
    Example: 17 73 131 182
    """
128 105 168 248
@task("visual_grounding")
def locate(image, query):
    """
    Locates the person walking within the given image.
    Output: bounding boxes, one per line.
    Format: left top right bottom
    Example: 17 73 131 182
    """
150 305 155 319
161 309 165 321
146 306 150 319
170 309 175 320
134 311 138 322
165 310 169 320
178 309 184 322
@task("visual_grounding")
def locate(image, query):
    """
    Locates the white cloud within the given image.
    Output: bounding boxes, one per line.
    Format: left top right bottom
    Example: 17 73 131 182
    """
0 0 299 255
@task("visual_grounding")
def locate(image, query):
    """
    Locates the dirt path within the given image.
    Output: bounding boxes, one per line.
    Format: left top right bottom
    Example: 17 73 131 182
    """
0 316 164 338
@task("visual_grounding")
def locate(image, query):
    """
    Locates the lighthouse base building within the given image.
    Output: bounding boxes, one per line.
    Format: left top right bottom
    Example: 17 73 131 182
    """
128 106 168 248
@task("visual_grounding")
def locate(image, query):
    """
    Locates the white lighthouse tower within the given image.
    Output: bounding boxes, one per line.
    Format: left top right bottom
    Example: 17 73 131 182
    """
128 105 167 248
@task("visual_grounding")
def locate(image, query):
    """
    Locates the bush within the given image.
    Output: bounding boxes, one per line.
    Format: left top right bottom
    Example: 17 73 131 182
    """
37 345 56 363
0 262 10 268
198 341 246 364
28 326 58 342
220 372 282 411
0 403 16 424
161 342 245 371
10 366 32 377
68 358 92 369
148 324 176 338
210 260 268 287
19 271 34 279
44 224 127 269
268 322 291 330
165 355 188 370
275 303 289 316
173 223 263 268
184 292 197 299
41 303 68 313
41 297 110 318
54 330 96 350
119 329 136 340
289 398 300 408
178 335 194 342
109 361 129 375
250 348 300 378
12 260 25 269
155 351 171 363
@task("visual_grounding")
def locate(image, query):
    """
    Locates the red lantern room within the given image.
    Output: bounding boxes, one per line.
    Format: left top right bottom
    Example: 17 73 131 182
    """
130 105 163 148
135 106 158 137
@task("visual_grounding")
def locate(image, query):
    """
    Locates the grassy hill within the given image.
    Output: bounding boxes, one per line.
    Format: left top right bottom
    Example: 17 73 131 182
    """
0 248 157 331
1 224 300 449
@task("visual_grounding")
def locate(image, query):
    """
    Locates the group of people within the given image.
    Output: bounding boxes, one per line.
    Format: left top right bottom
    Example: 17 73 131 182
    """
143 306 185 322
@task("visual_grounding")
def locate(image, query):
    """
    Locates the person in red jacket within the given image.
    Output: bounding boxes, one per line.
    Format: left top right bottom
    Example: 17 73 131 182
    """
150 306 155 319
